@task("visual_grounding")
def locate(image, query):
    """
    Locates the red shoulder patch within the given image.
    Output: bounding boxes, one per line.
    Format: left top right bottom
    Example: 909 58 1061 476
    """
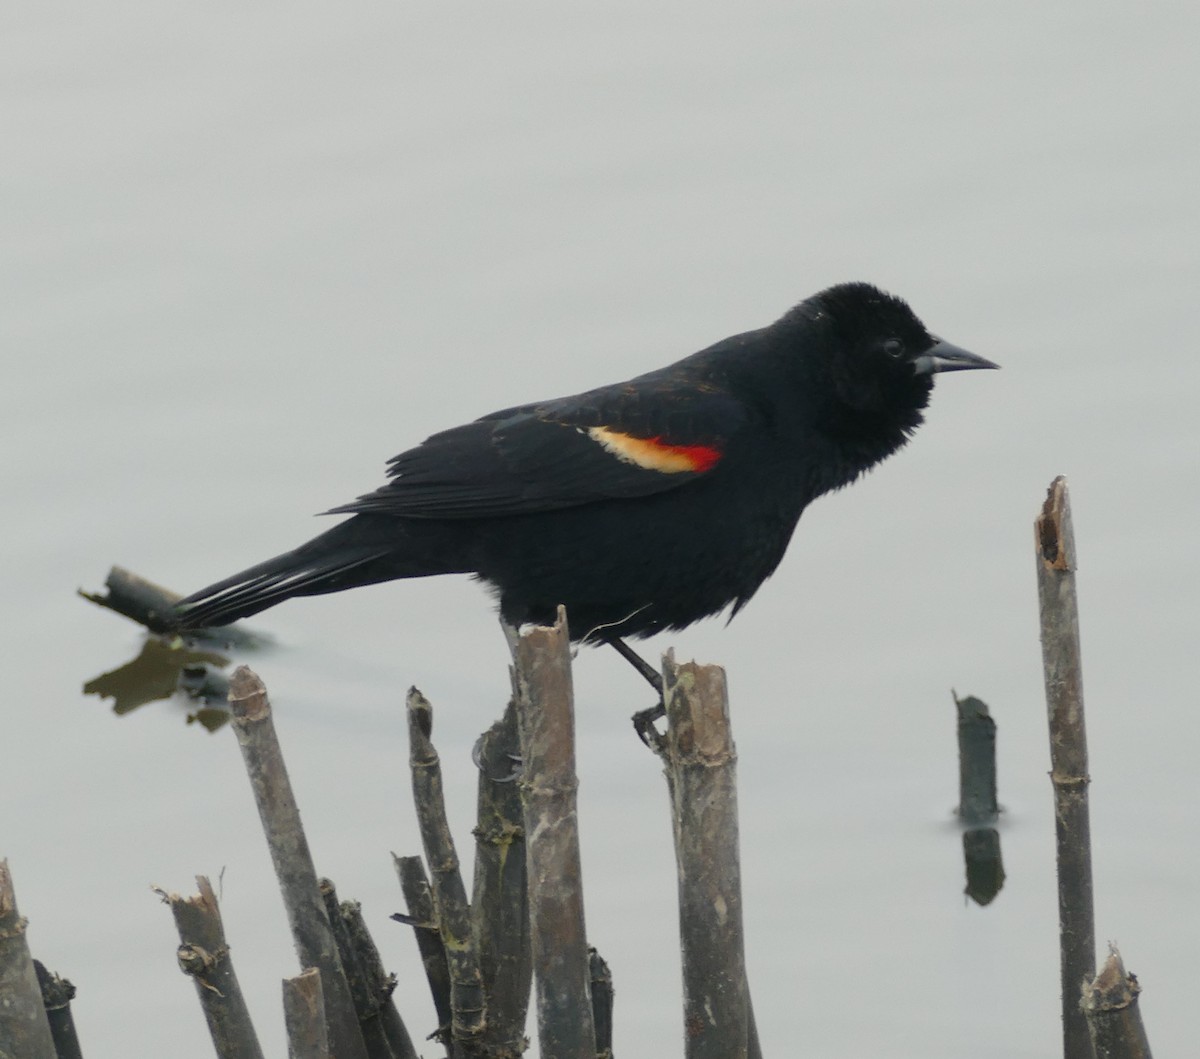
586 427 722 474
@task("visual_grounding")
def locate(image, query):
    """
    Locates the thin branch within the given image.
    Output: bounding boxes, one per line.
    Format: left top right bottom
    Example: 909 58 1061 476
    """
1035 477 1096 1059
392 855 453 1049
228 666 368 1059
406 688 485 1053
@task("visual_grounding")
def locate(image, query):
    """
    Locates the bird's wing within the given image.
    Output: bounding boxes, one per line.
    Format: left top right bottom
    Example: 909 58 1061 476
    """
329 375 746 520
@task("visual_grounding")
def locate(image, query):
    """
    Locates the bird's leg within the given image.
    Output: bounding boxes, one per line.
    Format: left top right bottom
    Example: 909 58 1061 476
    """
604 636 668 750
605 636 663 695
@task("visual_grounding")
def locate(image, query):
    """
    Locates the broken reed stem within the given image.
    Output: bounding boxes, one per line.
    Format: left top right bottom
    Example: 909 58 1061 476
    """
78 565 260 646
471 701 533 1054
405 687 486 1051
1035 477 1096 1059
227 666 368 1059
660 652 755 1059
588 948 614 1059
33 960 83 1059
0 860 57 1059
1082 946 1153 1059
954 693 999 824
340 900 419 1059
77 565 181 635
319 880 418 1059
392 855 454 1040
283 968 330 1059
155 875 264 1059
954 693 1005 906
512 607 597 1059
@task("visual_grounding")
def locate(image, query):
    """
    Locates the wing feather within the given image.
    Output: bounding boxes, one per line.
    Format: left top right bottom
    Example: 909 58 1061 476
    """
330 376 745 520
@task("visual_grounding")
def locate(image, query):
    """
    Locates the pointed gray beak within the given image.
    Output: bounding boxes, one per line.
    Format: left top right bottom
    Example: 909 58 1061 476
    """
913 338 1000 375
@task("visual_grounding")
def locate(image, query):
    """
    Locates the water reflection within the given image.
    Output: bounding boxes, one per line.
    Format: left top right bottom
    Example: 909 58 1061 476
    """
80 565 269 730
962 827 1005 907
82 636 233 728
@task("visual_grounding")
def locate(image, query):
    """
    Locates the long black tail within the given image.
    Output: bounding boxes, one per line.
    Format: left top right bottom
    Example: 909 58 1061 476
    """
172 515 464 629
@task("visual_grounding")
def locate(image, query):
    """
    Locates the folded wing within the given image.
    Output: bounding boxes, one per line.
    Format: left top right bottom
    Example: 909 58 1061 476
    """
331 375 746 520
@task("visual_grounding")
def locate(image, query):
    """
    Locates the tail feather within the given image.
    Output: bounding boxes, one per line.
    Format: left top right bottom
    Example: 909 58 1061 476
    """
175 548 388 628
172 516 415 629
175 548 393 629
173 513 478 629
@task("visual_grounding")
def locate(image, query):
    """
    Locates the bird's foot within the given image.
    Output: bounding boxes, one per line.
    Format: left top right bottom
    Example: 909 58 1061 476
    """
471 732 523 782
632 698 667 754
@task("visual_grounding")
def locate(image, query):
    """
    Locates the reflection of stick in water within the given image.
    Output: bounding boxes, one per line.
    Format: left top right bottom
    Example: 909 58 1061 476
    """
80 565 267 724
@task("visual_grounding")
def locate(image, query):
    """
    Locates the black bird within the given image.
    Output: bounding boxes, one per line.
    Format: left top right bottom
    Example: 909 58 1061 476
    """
175 283 996 670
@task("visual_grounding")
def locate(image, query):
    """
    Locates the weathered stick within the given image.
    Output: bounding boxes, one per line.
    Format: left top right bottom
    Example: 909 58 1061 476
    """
659 652 754 1059
1082 946 1153 1059
406 688 486 1053
78 564 181 634
954 692 999 824
954 692 1005 905
588 948 614 1059
33 961 83 1059
228 666 368 1059
1035 476 1096 1059
471 701 532 1054
0 860 57 1059
79 565 261 645
319 880 416 1059
154 875 264 1059
340 900 419 1059
283 968 330 1059
392 855 453 1043
511 608 597 1059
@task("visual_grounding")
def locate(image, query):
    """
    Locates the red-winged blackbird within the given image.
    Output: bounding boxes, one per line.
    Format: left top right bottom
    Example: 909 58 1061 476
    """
175 283 996 647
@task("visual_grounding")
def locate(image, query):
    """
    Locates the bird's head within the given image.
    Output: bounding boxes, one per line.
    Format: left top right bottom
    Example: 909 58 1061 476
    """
813 282 998 418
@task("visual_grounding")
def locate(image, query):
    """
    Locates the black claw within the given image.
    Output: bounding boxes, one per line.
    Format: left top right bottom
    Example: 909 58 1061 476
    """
472 733 524 781
471 732 487 770
632 699 667 752
495 753 523 783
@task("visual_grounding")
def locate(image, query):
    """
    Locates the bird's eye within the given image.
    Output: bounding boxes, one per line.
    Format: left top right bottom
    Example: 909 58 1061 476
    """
883 339 905 359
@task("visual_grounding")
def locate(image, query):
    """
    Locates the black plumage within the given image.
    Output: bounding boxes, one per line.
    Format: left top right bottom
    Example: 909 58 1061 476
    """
174 283 996 642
